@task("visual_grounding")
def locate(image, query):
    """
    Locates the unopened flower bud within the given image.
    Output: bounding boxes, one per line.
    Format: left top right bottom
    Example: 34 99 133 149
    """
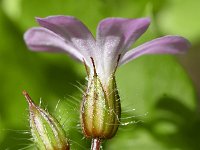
23 91 70 150
81 74 121 139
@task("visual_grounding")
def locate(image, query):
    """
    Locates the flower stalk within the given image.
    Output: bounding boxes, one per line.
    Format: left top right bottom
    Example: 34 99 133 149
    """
91 138 101 150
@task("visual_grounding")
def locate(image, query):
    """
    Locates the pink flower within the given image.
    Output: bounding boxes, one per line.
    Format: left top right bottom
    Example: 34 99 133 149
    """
24 16 190 86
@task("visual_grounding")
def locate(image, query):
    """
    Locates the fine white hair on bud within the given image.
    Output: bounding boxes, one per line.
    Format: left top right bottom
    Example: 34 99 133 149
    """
23 91 70 150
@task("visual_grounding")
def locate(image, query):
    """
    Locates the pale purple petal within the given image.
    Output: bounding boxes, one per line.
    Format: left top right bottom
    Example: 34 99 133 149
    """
36 16 96 63
120 36 191 65
95 17 150 79
24 27 83 61
96 17 150 52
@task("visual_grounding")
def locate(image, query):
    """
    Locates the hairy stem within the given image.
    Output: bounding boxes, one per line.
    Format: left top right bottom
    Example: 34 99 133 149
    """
91 138 101 150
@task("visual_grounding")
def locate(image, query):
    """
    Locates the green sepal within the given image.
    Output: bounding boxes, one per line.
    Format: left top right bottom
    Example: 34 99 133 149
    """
81 74 121 139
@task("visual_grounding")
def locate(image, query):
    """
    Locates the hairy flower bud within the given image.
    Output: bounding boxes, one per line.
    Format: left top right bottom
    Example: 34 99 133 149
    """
81 74 121 139
23 91 70 150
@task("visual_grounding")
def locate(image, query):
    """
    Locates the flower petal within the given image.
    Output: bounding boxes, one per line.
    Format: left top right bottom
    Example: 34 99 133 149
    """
120 36 191 65
24 27 83 61
96 17 150 53
95 17 150 80
36 16 96 64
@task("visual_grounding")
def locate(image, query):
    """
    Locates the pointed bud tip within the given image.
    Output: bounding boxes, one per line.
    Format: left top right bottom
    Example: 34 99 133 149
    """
22 90 35 108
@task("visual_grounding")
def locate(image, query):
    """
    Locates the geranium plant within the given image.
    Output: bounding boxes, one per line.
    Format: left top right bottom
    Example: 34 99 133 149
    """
24 16 190 150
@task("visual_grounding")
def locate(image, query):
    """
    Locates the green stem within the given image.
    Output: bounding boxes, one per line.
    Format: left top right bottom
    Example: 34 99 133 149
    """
91 138 101 150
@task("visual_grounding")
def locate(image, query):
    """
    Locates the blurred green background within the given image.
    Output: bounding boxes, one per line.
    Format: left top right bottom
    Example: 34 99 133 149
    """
0 0 200 149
